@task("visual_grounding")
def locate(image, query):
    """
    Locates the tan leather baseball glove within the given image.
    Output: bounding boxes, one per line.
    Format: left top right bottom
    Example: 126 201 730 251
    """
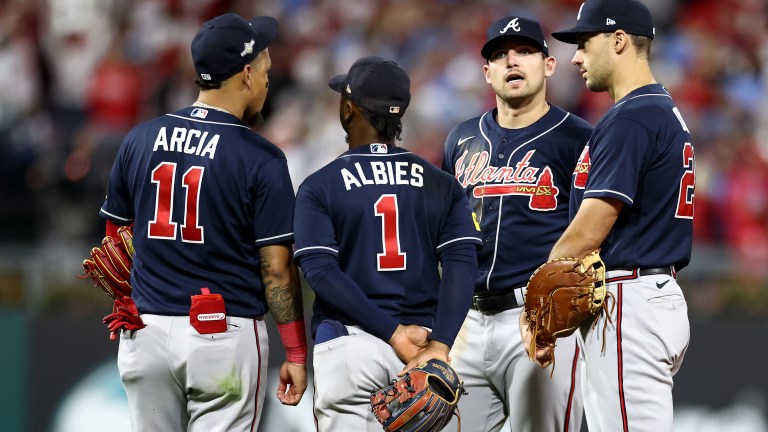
524 250 611 363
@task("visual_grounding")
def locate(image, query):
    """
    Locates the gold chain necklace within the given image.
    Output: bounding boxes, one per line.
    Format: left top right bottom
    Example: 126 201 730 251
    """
192 101 232 115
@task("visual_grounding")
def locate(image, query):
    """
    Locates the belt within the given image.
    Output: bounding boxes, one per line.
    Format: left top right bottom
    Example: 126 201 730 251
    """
606 266 676 282
471 287 526 315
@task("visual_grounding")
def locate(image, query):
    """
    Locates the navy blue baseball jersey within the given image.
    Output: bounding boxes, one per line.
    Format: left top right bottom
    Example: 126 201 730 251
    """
574 84 694 270
100 106 296 317
294 144 482 337
443 104 593 292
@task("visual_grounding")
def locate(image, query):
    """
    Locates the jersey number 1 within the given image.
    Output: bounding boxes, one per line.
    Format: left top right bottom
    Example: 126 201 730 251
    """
375 194 406 271
149 162 205 242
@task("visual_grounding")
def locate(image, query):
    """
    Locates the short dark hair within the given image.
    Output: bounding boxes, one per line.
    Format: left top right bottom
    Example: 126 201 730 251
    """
629 34 652 58
194 77 223 90
359 105 403 143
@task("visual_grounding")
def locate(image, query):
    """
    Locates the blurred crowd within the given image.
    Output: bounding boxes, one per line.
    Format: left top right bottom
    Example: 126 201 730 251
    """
0 0 766 279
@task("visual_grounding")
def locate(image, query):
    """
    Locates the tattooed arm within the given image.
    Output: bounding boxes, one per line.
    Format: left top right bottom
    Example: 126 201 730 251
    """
260 244 303 323
259 243 308 406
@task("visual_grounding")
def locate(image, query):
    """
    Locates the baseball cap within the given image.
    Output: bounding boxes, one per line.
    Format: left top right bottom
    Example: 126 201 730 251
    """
191 13 278 84
552 0 655 44
328 56 410 118
481 16 549 59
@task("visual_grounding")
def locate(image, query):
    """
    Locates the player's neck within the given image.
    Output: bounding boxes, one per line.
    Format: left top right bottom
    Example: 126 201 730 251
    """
496 94 550 130
609 60 656 102
347 124 392 150
195 91 244 120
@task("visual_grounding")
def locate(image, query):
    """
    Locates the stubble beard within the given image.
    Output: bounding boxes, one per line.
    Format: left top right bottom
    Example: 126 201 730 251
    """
585 70 609 93
497 79 542 107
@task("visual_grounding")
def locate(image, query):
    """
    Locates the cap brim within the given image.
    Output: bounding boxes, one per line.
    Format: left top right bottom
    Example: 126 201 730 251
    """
249 16 278 48
328 74 347 93
481 35 548 58
552 25 604 44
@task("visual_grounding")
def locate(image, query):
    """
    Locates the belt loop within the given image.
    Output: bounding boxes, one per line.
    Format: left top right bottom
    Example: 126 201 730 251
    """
514 287 526 307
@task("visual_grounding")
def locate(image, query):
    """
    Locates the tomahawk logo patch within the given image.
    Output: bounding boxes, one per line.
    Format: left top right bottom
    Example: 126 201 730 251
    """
573 145 590 189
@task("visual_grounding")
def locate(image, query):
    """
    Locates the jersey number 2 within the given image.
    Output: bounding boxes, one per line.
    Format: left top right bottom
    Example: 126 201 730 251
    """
675 142 694 219
149 162 205 242
375 194 406 271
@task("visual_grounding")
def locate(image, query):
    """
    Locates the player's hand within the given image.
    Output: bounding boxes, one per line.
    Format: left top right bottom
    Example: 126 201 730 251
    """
519 312 554 368
276 361 307 406
389 324 429 366
398 340 451 377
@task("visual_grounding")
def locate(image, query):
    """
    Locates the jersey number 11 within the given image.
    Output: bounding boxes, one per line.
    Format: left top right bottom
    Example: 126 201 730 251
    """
148 162 205 243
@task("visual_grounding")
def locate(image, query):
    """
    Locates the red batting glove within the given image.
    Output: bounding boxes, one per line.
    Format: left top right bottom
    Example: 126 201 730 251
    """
103 296 146 341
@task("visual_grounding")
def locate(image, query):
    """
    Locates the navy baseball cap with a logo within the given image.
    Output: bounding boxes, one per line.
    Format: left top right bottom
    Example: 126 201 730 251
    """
191 13 278 84
481 16 549 59
552 0 655 44
328 56 411 118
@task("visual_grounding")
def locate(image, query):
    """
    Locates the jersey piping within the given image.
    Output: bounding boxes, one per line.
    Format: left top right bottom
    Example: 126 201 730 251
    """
613 93 671 110
100 208 134 222
483 110 572 291
255 232 294 243
583 189 634 204
437 236 484 250
295 245 340 255
165 113 255 130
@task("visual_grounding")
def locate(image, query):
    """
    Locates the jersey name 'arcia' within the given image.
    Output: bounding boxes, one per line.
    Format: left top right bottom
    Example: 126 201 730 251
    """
340 161 424 190
151 126 220 159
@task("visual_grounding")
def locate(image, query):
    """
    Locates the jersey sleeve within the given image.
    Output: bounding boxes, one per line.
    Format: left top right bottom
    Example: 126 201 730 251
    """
293 182 339 259
430 242 477 346
99 136 134 223
436 181 482 252
252 157 296 246
583 117 653 205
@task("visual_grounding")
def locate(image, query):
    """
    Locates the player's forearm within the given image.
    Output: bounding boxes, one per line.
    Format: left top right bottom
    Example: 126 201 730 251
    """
261 244 307 364
298 253 399 341
261 244 303 323
549 197 623 259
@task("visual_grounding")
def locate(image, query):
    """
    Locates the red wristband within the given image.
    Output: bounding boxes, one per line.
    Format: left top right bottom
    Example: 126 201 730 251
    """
277 318 307 364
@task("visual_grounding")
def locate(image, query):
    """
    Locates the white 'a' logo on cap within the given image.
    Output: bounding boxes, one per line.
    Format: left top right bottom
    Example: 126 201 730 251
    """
346 84 352 94
577 3 585 20
500 18 521 33
241 39 255 57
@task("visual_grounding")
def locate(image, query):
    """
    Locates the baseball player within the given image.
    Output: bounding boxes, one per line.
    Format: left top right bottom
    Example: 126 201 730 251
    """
525 1 693 431
293 56 482 431
442 16 593 432
97 14 308 431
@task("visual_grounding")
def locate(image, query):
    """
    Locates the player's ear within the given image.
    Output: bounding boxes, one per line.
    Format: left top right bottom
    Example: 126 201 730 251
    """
544 55 556 77
241 64 253 89
612 30 628 54
482 63 491 84
340 97 355 123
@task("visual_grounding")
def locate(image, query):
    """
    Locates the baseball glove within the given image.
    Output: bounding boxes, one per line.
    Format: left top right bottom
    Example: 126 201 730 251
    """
80 225 134 300
524 249 612 362
370 359 465 432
